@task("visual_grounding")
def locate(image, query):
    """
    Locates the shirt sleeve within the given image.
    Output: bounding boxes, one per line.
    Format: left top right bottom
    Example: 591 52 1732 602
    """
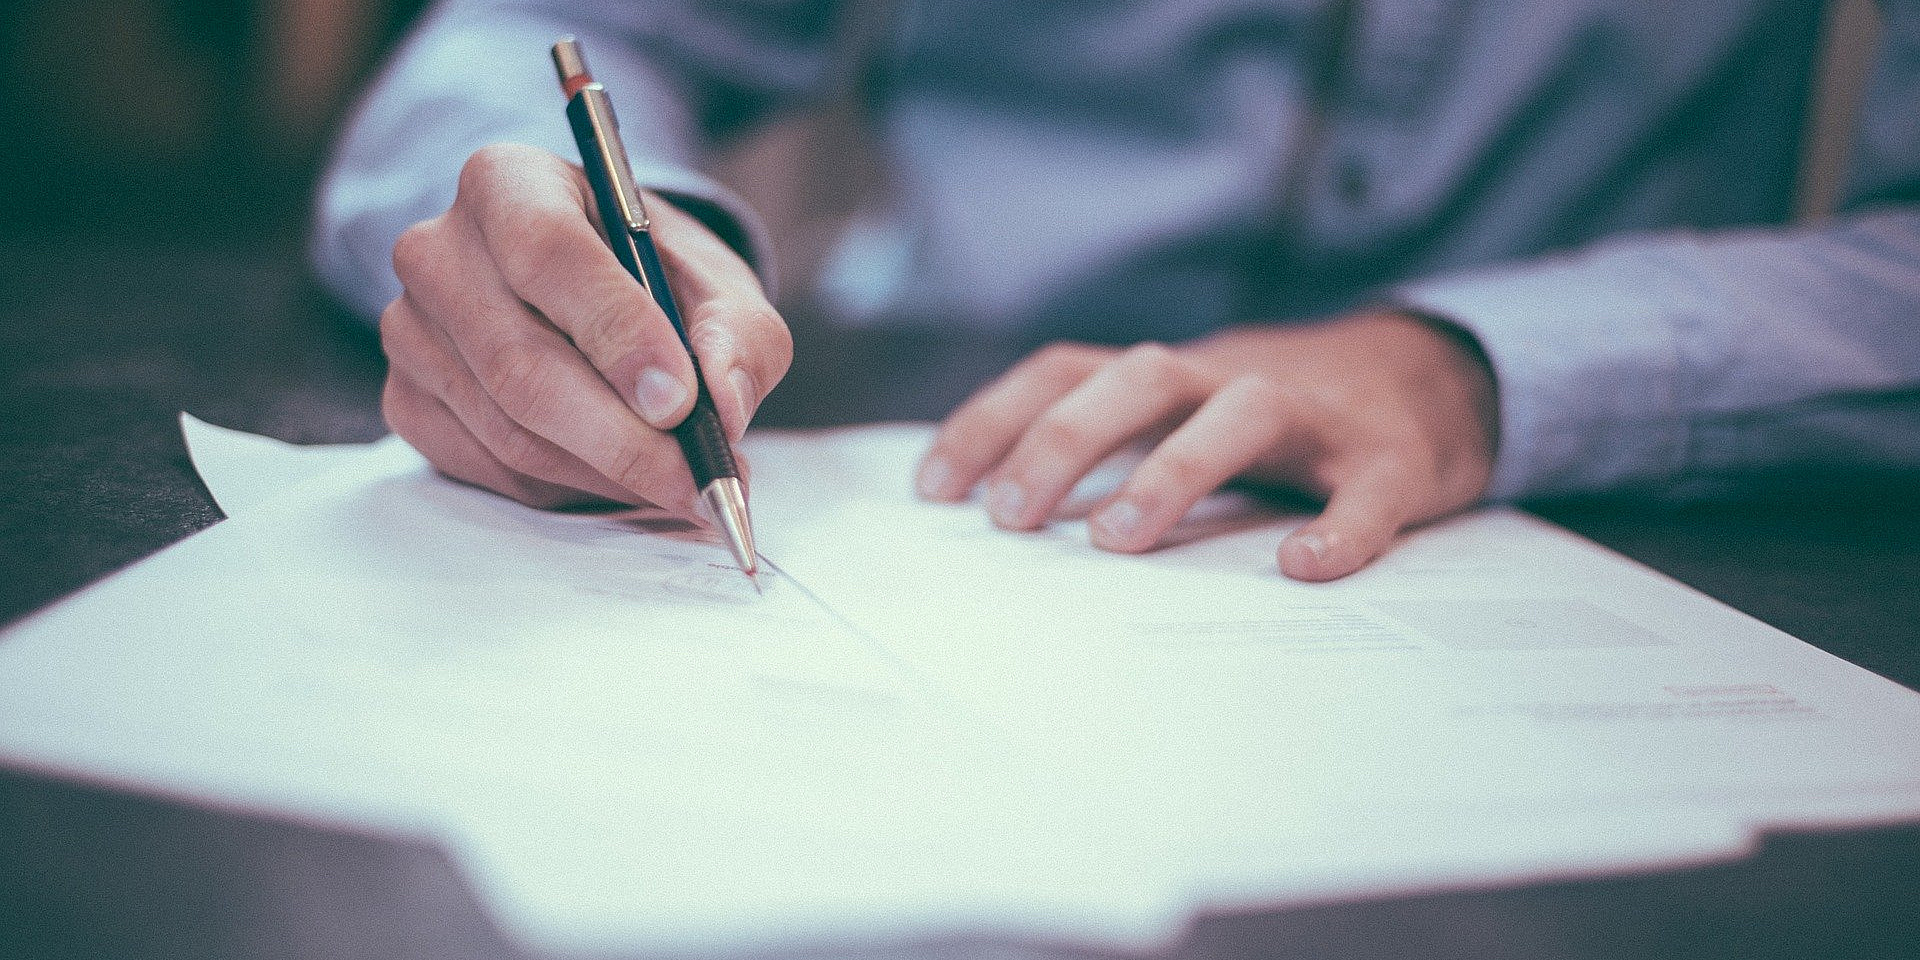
1396 5 1920 502
310 0 842 321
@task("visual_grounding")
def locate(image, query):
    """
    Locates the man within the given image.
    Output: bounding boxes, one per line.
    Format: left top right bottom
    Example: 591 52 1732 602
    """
313 0 1920 581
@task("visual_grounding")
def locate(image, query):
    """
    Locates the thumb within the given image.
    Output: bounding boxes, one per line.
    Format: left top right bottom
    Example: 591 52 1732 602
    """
1278 462 1419 581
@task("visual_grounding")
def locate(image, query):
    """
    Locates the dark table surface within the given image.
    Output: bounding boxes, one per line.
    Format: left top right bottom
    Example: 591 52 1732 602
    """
2 244 1917 960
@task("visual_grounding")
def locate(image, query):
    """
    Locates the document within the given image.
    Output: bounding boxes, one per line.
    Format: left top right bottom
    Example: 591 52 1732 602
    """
1 417 1916 959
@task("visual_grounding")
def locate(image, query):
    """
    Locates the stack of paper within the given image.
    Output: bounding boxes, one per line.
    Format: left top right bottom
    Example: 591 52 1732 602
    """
0 416 1914 958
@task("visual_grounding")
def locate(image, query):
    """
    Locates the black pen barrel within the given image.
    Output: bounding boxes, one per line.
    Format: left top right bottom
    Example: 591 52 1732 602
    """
566 91 740 489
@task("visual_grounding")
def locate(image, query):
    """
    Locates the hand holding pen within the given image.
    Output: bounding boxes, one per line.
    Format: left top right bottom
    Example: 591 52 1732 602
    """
553 36 756 574
375 45 789 568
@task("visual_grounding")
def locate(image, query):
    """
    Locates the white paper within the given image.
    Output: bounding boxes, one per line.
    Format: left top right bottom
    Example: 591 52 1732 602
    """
1 419 1916 960
181 413 411 516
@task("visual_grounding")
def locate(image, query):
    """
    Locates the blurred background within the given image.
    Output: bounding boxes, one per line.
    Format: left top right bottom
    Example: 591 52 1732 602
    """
0 0 428 249
0 0 1882 281
0 0 870 293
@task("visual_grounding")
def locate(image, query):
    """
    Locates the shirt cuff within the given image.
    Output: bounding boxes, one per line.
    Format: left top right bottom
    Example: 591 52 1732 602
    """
1395 248 1691 501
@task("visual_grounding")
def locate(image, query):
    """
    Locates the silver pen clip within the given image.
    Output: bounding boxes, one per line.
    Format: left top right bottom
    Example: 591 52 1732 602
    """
552 37 651 235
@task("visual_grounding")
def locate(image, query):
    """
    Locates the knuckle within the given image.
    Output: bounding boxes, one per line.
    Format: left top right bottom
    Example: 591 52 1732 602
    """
1150 449 1214 491
390 221 439 283
569 290 644 354
693 302 793 369
1028 341 1097 381
761 308 796 362
418 354 466 405
604 439 672 496
1026 413 1093 457
740 305 794 360
488 424 555 479
377 301 409 353
1226 374 1286 409
1115 342 1187 392
685 307 738 357
479 342 557 419
458 143 534 197
1120 341 1176 365
377 301 434 372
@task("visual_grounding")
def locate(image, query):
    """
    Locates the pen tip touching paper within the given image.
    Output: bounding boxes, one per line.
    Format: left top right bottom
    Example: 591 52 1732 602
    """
701 477 757 578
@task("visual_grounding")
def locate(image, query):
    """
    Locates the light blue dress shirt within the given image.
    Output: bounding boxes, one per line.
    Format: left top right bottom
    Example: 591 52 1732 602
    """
313 0 1920 502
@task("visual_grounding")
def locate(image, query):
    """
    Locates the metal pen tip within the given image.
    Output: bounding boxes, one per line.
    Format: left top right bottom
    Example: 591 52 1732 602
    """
701 477 757 579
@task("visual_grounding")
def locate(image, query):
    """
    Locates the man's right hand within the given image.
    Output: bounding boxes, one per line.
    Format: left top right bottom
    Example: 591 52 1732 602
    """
380 143 790 513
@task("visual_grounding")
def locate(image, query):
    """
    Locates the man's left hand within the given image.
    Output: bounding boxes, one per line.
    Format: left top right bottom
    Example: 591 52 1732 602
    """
914 310 1500 581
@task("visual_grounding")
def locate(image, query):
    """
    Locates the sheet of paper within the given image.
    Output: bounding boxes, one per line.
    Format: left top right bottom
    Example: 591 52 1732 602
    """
181 412 411 517
741 432 1920 891
2 419 1917 960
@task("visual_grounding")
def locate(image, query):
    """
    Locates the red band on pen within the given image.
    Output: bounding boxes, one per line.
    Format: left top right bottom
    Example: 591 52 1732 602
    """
562 73 595 99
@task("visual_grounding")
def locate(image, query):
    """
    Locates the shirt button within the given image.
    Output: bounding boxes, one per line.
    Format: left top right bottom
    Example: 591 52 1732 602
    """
1336 155 1371 206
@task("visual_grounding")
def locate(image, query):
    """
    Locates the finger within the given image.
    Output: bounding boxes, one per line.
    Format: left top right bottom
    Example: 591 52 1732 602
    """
395 224 702 512
385 293 646 507
1277 459 1422 582
384 297 654 508
985 343 1205 531
1088 376 1295 552
646 195 792 443
915 342 1111 502
456 144 700 430
384 374 616 511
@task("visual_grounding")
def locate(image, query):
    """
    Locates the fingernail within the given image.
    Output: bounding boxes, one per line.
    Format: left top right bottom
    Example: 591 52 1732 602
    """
916 457 954 500
1091 500 1143 545
986 480 1027 526
635 367 690 426
1292 532 1330 561
1280 531 1331 575
728 368 757 440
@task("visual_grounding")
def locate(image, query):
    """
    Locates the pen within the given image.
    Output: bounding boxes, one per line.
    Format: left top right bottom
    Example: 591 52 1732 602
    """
551 36 758 578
